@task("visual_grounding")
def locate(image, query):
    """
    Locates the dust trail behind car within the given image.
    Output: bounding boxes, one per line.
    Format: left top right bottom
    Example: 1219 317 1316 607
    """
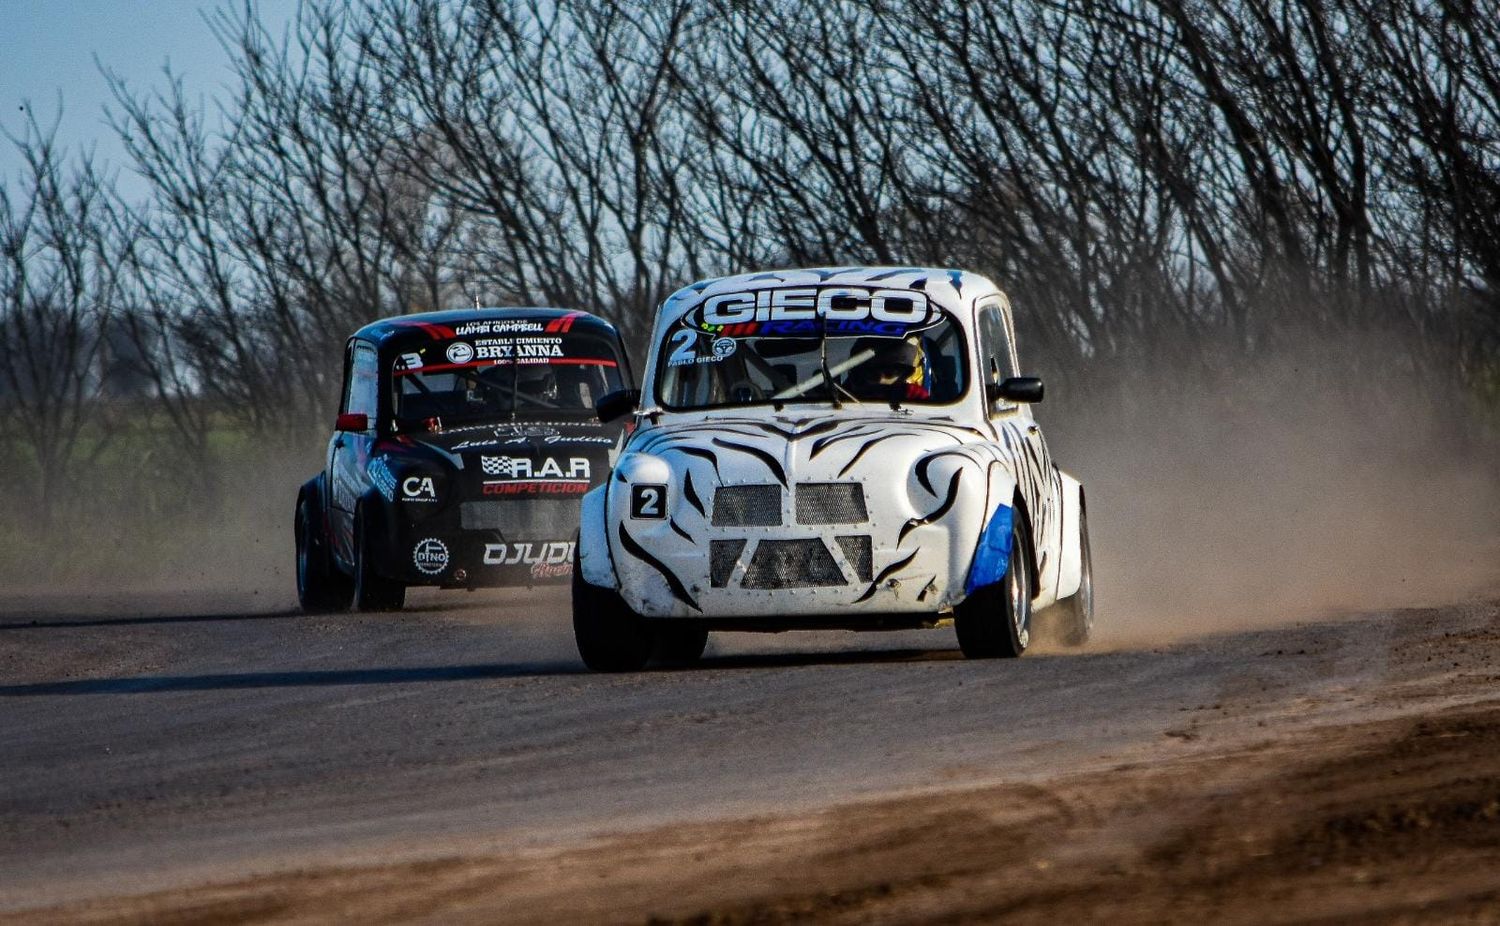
1043 333 1500 647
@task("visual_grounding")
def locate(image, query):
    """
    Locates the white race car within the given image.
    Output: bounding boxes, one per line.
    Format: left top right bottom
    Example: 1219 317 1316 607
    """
574 267 1093 670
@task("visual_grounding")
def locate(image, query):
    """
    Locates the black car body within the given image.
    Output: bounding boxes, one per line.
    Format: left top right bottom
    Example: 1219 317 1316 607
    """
295 307 634 611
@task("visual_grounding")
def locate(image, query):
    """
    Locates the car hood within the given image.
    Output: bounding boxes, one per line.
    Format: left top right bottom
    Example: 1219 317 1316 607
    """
624 411 987 487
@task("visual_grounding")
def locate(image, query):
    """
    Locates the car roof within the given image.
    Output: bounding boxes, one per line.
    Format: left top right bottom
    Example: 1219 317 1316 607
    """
656 266 1004 330
351 307 621 346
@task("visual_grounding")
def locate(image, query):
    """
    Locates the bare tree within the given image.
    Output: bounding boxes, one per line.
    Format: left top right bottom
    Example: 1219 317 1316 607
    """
0 112 125 521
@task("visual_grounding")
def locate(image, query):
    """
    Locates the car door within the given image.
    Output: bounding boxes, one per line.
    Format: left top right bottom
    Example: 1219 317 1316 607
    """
976 297 1056 559
329 340 379 564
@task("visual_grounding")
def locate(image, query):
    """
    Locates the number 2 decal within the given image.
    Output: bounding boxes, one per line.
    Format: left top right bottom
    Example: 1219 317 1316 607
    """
630 484 668 519
666 329 697 367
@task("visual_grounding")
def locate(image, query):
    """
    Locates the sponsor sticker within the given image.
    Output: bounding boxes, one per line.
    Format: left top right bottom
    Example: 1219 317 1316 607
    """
401 475 438 502
482 481 588 497
446 342 475 364
413 538 449 575
368 458 397 502
544 434 615 445
480 456 590 479
483 541 575 579
468 336 566 361
480 455 592 497
684 286 941 338
454 320 545 336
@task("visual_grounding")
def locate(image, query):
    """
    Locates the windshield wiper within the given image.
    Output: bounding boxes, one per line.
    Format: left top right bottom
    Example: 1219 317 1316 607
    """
771 350 869 403
817 308 841 409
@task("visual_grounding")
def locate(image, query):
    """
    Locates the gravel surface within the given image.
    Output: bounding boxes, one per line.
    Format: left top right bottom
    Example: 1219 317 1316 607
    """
2 588 1498 922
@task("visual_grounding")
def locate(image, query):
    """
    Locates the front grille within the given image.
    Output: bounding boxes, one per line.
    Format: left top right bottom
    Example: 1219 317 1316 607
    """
712 484 782 527
709 539 746 588
741 539 845 589
460 499 578 538
835 535 873 582
796 483 868 524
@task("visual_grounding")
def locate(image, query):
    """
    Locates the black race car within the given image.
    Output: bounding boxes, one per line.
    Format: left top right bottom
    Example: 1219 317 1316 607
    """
295 307 634 611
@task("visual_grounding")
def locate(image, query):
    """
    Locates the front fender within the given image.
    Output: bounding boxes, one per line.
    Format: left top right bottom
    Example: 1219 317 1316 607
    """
962 464 1021 597
577 484 618 589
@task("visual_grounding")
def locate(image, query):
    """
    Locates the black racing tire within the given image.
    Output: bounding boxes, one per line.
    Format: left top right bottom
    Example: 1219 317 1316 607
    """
955 507 1034 659
653 624 709 666
295 493 352 613
1055 500 1094 647
351 505 406 612
572 551 655 672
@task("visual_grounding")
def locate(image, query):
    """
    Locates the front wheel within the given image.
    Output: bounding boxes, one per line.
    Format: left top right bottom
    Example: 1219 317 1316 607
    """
295 493 352 613
954 510 1033 659
654 625 709 666
572 552 656 672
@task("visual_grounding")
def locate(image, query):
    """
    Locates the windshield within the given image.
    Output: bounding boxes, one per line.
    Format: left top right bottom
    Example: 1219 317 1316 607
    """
388 330 624 427
657 289 968 410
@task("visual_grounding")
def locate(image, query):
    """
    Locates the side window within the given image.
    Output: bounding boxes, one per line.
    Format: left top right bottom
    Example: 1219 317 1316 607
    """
976 300 1018 388
343 342 379 420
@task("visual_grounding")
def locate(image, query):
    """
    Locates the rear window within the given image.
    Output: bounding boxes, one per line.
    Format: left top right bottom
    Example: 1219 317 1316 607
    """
388 326 624 426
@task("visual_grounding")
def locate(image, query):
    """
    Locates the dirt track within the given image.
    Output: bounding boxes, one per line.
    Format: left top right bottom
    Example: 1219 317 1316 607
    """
3 589 1499 923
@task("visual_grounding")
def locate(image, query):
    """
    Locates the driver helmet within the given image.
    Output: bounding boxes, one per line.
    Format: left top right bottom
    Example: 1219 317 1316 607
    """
849 336 922 387
515 365 559 402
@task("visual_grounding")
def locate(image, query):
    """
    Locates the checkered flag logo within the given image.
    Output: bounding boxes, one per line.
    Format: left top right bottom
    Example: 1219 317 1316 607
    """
481 455 523 477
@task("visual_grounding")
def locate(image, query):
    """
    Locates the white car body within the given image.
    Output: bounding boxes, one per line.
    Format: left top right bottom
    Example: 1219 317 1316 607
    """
577 267 1088 642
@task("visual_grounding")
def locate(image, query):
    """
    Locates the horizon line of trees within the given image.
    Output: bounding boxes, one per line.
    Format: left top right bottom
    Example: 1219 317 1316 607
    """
3 0 1499 516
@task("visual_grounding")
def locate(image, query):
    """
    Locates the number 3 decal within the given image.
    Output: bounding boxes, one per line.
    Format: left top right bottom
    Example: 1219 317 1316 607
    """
630 484 668 519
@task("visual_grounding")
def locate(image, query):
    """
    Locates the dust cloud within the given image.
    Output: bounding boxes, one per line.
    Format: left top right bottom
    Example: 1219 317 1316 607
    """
1044 339 1500 647
5 336 1497 642
0 444 317 610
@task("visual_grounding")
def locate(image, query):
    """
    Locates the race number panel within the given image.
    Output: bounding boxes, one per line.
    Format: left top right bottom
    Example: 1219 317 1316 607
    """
630 484 668 519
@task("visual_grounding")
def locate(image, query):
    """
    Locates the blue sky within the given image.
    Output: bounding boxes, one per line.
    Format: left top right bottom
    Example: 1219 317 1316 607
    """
1 0 297 198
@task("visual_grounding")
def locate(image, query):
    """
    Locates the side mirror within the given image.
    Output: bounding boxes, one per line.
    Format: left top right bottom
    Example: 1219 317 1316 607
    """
335 412 369 432
596 388 641 424
986 377 1044 405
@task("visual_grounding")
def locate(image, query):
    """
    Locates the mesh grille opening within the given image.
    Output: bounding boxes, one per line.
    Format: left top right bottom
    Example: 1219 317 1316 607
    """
795 483 868 524
742 539 845 589
712 484 782 527
459 499 577 537
835 535 873 582
710 539 747 588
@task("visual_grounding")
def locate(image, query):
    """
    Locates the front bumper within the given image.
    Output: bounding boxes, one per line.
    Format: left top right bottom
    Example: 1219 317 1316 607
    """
612 519 965 618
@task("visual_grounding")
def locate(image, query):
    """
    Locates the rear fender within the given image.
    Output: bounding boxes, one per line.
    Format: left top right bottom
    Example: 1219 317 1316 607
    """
355 490 400 576
299 475 334 553
1052 471 1085 602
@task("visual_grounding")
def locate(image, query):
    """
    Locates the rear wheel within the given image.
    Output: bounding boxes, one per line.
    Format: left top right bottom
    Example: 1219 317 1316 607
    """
295 493 352 613
572 551 656 672
1055 502 1094 647
955 511 1033 659
352 506 406 612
